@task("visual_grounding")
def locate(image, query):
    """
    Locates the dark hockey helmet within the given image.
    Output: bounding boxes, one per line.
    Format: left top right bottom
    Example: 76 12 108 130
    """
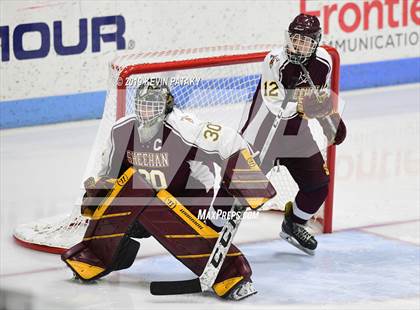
286 14 322 64
134 79 174 126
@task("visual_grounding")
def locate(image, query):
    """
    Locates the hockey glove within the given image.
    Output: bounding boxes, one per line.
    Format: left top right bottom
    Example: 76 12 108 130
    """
301 93 333 119
318 113 347 145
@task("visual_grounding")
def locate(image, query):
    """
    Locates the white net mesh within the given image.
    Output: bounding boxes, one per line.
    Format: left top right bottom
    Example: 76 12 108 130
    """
13 45 334 252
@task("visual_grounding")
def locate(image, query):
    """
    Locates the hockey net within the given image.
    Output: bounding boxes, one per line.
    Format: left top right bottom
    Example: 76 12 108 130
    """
13 44 340 254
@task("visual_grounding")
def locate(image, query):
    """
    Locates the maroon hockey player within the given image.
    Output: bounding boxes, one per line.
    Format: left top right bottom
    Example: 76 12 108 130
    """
240 14 347 254
61 80 275 300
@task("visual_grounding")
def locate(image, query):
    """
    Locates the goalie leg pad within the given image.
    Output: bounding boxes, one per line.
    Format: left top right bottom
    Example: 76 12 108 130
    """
135 189 253 297
65 169 253 293
62 167 155 281
63 236 140 281
212 253 252 297
62 242 108 281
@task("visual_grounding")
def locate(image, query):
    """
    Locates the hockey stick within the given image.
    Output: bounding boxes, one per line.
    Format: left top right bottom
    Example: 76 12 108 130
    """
259 88 295 163
150 201 246 295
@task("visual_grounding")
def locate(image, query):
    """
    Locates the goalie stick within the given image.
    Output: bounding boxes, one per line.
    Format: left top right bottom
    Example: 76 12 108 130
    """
150 200 246 296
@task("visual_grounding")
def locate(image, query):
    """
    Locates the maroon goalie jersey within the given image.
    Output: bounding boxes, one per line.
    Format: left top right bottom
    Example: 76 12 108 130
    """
97 108 249 196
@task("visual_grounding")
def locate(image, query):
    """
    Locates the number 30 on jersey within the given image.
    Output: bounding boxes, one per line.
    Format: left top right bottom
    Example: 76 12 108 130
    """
138 169 167 189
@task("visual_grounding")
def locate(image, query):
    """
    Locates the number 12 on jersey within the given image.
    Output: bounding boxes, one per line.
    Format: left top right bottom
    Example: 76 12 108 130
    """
263 81 279 97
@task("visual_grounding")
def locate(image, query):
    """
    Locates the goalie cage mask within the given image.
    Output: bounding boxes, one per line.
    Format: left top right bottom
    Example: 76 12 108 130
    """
285 13 322 65
134 80 175 127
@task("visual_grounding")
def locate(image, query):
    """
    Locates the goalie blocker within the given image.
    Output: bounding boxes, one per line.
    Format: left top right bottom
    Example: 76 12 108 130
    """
62 149 276 299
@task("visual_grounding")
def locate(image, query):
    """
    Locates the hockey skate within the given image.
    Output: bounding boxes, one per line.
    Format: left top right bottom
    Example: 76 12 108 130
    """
225 280 257 301
279 202 317 255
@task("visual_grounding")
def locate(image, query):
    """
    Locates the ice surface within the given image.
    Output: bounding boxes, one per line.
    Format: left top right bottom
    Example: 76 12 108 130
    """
1 84 419 309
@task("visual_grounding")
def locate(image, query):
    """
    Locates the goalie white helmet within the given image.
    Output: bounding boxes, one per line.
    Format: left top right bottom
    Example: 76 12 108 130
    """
134 79 174 141
134 79 174 126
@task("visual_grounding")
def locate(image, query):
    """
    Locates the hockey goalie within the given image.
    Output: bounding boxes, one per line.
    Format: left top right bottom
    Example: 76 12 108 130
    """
61 80 276 300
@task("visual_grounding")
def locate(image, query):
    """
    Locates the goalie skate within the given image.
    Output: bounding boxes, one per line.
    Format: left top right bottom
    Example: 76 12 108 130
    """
279 202 317 256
